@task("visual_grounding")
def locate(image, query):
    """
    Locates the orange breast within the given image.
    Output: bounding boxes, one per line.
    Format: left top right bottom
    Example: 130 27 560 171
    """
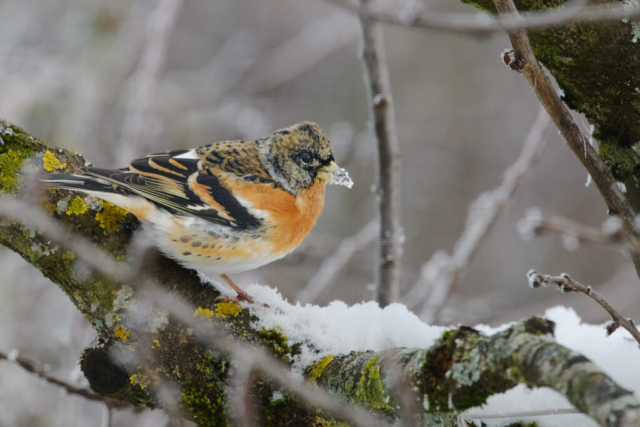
220 176 326 256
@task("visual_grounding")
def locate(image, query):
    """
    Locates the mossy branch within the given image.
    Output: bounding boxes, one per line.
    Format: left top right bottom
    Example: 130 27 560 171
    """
1 119 639 426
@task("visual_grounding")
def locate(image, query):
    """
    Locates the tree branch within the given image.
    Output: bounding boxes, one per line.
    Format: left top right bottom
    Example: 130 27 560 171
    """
324 0 640 36
527 271 640 346
0 350 131 410
2 120 640 426
358 0 403 306
517 208 628 252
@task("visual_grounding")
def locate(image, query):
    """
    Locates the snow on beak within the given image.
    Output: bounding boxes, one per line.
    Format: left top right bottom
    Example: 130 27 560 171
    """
317 161 353 188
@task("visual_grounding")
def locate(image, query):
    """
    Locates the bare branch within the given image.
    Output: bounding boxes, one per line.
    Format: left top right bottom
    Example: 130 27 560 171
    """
517 208 628 252
527 270 640 346
458 408 581 426
324 0 640 36
117 0 184 162
296 219 377 304
402 108 552 321
492 0 640 277
358 0 403 306
0 350 131 410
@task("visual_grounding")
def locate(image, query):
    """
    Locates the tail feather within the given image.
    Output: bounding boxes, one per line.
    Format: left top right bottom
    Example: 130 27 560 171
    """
18 172 127 196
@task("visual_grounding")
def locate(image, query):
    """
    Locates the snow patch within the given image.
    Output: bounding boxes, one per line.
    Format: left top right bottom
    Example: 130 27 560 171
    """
242 284 447 374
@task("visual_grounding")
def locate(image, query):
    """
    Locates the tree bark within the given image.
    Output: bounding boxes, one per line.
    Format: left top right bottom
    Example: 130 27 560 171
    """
1 119 639 426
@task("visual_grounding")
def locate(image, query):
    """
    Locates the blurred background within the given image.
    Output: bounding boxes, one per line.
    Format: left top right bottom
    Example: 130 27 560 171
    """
0 0 634 425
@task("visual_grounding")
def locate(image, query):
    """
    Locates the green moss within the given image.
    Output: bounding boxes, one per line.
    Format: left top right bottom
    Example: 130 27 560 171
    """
599 142 640 181
258 326 293 362
308 355 334 385
181 382 228 427
66 196 88 216
355 354 394 411
0 149 26 193
95 200 128 233
313 418 352 427
61 251 75 269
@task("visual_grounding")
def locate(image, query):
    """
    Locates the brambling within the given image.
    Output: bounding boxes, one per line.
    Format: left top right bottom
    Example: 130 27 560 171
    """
38 122 353 302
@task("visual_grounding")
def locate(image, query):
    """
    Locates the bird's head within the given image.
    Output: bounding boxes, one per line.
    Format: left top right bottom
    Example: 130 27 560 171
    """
259 122 353 194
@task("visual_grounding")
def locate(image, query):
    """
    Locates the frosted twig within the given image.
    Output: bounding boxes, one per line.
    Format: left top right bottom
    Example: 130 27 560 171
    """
0 350 131 410
296 219 377 304
517 209 629 252
492 0 640 279
117 0 184 162
324 0 640 36
101 406 113 427
358 0 403 307
403 108 551 321
526 270 640 346
458 408 580 426
229 363 258 427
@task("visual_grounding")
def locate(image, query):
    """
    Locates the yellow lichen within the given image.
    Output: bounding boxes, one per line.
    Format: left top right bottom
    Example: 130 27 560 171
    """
0 149 24 193
66 196 87 216
43 202 57 216
114 325 131 342
152 339 161 349
129 373 150 390
194 307 215 322
95 200 128 233
309 355 334 385
43 150 66 172
215 301 242 318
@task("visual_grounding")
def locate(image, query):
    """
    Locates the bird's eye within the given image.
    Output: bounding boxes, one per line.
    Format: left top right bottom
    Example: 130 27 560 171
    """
299 152 313 164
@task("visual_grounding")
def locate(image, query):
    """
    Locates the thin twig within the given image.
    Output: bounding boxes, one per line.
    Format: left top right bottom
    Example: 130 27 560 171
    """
117 0 184 163
0 350 131 410
324 0 640 36
517 208 627 252
296 219 377 304
101 406 113 427
492 0 640 278
358 0 403 307
402 108 551 321
458 408 580 426
526 270 640 346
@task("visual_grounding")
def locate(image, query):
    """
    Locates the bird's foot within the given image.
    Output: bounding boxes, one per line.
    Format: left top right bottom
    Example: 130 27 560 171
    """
216 291 255 304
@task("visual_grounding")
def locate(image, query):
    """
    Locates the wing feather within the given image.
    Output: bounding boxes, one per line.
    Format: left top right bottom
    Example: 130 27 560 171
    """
82 147 267 230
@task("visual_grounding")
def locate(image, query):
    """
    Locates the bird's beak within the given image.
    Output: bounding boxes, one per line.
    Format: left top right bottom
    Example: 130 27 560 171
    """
317 161 353 188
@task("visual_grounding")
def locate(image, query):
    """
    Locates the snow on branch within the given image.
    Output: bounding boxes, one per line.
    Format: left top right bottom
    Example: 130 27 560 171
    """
3 120 640 425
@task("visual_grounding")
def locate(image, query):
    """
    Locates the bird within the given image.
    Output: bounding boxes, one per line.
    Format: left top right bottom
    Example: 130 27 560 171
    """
36 121 353 303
